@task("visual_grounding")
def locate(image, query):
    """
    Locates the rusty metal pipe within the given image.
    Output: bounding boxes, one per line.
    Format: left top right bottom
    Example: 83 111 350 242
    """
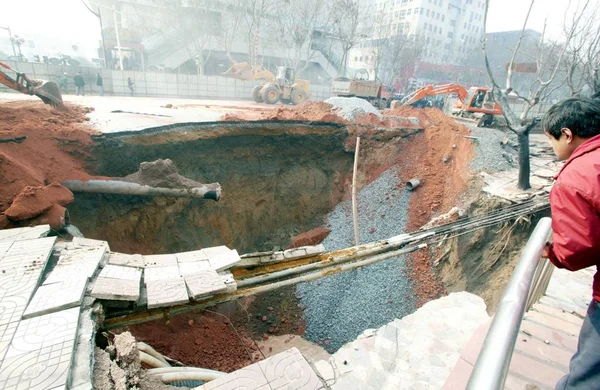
62 180 221 201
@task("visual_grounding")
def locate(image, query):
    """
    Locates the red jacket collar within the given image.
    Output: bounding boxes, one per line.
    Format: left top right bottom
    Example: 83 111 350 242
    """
554 133 600 179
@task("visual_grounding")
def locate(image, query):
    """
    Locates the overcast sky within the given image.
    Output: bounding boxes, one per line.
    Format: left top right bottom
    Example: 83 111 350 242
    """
0 0 587 59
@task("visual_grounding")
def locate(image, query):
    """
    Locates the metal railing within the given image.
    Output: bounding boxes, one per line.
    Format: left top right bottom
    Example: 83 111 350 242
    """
467 217 553 390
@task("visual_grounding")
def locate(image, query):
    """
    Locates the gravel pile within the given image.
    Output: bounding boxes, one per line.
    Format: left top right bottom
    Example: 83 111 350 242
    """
296 167 416 353
324 97 382 121
470 126 517 172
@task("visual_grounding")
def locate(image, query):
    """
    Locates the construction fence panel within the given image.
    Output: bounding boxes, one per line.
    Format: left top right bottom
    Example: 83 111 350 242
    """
0 60 335 102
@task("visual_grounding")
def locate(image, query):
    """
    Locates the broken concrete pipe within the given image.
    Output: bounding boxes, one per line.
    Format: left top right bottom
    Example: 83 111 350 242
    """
406 178 421 191
61 180 221 201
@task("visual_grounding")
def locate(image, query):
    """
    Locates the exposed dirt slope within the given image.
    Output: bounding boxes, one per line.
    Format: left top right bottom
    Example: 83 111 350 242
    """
0 101 97 224
395 107 474 306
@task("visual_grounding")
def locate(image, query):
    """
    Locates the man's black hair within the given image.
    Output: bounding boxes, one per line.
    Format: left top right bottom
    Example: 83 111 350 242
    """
542 97 600 140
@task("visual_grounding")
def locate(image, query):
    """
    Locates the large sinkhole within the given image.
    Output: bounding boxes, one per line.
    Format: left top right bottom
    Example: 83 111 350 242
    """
72 120 420 368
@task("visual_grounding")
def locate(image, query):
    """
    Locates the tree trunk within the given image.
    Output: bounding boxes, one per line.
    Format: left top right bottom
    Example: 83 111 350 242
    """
517 131 531 190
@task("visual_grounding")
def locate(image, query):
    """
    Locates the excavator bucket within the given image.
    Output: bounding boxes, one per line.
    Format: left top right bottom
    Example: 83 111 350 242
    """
0 61 63 108
32 80 63 108
222 62 252 80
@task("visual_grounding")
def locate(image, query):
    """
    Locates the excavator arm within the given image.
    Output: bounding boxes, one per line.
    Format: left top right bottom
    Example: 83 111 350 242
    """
401 83 468 106
0 62 63 107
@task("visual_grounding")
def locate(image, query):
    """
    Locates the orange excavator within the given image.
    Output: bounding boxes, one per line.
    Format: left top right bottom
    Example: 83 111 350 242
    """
400 83 502 127
0 61 63 107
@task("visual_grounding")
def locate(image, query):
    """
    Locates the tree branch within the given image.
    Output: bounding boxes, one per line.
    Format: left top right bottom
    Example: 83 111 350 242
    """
506 0 535 93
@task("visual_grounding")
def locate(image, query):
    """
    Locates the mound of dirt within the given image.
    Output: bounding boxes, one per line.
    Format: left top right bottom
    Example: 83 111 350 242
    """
0 101 97 215
221 101 348 124
125 311 261 373
5 182 73 221
122 159 205 189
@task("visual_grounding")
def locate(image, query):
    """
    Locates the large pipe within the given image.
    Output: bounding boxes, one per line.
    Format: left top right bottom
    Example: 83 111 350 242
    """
148 367 225 382
137 342 170 367
140 351 170 368
62 180 221 201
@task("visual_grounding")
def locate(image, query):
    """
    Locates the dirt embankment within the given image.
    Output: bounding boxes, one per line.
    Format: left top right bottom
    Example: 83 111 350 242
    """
391 107 475 306
0 101 97 227
221 101 348 124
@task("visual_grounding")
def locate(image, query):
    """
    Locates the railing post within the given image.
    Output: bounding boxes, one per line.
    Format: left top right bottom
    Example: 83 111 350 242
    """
467 217 552 390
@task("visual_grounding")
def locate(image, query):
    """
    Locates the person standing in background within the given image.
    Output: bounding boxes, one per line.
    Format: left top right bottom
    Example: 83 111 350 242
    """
74 71 85 96
59 72 69 92
96 73 104 96
127 77 135 97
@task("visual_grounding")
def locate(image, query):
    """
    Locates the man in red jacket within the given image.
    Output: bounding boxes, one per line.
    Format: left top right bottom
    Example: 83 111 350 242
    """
542 97 600 389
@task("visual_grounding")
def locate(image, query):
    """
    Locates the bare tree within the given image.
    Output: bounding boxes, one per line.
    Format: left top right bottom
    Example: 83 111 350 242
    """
217 0 247 65
268 0 331 74
483 0 577 189
241 0 270 67
562 1 600 96
329 0 364 76
132 1 219 75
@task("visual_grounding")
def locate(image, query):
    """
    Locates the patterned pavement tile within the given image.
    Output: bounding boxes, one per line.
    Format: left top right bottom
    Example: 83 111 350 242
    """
178 261 212 276
201 362 269 390
145 279 189 309
107 252 145 268
184 270 228 299
143 254 178 268
0 226 50 243
0 237 56 275
0 308 79 390
0 241 13 262
98 265 142 281
43 245 105 285
176 250 209 263
91 277 140 301
209 249 241 272
201 246 230 258
258 347 324 390
71 237 109 250
144 266 182 282
22 279 88 319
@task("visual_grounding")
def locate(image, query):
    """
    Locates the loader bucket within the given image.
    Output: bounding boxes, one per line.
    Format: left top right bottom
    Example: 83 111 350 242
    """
33 81 63 108
222 62 252 80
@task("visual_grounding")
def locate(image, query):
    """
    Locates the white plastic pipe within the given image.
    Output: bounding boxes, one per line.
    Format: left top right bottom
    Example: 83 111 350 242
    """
140 351 170 368
148 367 226 382
137 342 170 366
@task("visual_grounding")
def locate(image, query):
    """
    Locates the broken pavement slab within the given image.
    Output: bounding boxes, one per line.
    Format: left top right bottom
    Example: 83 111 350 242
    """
197 347 325 390
143 253 178 268
108 252 145 268
91 265 142 301
209 249 241 272
145 279 189 309
184 269 228 299
176 249 210 263
22 277 88 319
0 307 80 390
0 225 50 243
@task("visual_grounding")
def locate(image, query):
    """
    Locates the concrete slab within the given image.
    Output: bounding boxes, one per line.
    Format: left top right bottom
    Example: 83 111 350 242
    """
220 272 237 293
91 277 140 301
209 249 241 272
144 265 181 282
107 252 145 268
145 279 189 309
184 270 227 299
98 265 142 281
43 244 106 285
0 307 79 390
72 237 110 251
143 254 178 268
0 241 13 261
22 278 88 319
0 225 50 243
178 261 212 276
202 246 230 258
176 250 209 263
0 237 56 275
258 347 324 389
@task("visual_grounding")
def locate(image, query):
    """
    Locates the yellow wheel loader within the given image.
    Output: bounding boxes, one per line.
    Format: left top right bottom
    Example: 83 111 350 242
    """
223 63 310 105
